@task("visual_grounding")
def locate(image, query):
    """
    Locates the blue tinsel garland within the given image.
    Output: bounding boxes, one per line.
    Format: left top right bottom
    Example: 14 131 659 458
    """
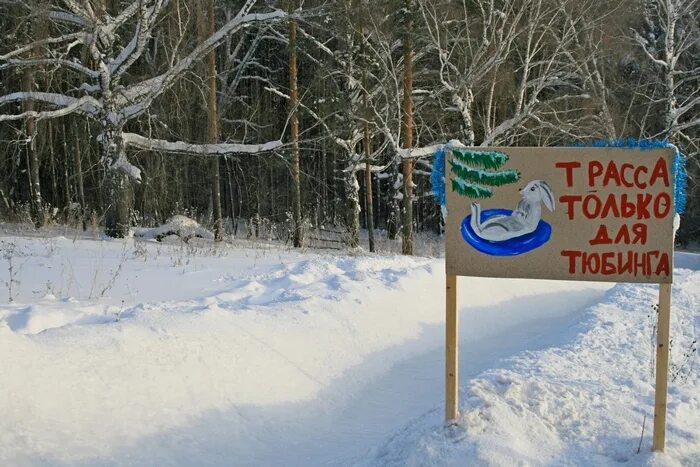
431 144 447 208
431 139 688 214
570 138 687 214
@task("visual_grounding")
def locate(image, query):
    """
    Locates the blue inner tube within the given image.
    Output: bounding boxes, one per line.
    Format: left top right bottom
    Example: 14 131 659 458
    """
460 208 552 256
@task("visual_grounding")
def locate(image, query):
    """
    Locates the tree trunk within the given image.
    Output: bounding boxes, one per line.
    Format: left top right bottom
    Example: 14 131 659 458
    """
62 123 71 223
363 127 375 252
345 169 360 248
456 90 475 146
362 109 374 252
289 1 303 247
225 156 236 234
72 119 87 230
207 0 223 241
50 122 59 210
661 3 678 140
387 160 402 240
196 0 224 240
360 23 375 252
401 0 414 255
21 67 43 228
102 128 131 238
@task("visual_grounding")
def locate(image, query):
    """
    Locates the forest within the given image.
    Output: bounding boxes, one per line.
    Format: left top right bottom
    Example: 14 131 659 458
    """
0 0 698 252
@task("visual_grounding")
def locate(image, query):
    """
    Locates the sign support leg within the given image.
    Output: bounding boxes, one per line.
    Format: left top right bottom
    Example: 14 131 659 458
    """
652 282 672 452
446 274 459 422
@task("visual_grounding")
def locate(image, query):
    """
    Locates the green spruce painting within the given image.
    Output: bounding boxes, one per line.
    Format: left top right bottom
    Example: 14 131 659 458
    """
449 149 520 199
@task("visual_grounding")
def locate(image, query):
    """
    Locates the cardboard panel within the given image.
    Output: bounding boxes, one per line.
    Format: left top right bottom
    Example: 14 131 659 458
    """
445 147 675 283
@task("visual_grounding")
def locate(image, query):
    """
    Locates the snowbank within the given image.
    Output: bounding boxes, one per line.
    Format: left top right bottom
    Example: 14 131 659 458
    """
378 271 700 467
133 215 214 242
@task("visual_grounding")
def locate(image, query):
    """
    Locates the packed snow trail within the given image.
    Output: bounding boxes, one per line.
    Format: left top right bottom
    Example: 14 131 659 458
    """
263 286 610 467
0 237 698 466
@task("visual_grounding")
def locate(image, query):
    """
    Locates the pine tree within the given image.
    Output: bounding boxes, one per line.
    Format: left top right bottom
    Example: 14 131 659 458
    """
449 149 520 199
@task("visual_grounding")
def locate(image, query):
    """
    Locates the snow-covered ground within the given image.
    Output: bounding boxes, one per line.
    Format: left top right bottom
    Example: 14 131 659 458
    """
0 234 698 466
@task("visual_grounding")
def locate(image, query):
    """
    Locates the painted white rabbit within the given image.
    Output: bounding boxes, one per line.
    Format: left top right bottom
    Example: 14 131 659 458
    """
470 180 555 242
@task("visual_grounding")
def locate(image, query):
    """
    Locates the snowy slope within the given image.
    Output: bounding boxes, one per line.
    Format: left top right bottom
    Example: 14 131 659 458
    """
0 235 698 466
374 271 700 467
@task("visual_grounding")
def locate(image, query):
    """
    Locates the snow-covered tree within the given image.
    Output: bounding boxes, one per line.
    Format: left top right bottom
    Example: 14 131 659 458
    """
634 0 699 149
416 0 603 147
0 0 285 237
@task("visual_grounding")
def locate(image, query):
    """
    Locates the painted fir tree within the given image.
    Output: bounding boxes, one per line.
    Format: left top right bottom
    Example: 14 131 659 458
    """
449 149 520 199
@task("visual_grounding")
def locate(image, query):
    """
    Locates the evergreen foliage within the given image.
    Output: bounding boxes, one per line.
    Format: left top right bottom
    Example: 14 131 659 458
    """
449 161 519 187
451 178 493 199
449 149 520 199
451 149 509 170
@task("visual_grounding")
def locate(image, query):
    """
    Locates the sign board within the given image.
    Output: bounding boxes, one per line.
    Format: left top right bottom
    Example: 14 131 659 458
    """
445 147 675 283
441 145 677 451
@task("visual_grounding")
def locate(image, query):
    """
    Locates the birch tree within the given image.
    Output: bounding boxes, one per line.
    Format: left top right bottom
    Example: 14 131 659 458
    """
634 0 699 150
0 0 284 237
632 0 699 243
417 0 601 147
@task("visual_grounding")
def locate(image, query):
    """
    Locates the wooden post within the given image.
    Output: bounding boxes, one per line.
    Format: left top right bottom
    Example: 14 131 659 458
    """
652 282 672 451
445 274 459 422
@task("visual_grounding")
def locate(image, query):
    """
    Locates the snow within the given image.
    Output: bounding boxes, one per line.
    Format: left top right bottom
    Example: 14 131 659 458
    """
0 93 101 122
381 274 700 466
111 152 142 180
122 132 283 156
0 234 698 466
133 215 214 241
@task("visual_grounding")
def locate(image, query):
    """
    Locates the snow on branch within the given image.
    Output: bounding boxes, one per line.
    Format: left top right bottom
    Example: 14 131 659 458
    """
110 1 142 32
123 133 283 156
350 163 388 173
108 0 169 78
0 33 84 61
297 26 334 58
110 153 142 181
0 93 101 121
47 9 87 27
674 95 700 121
633 32 669 68
263 85 358 155
61 0 97 23
674 117 700 133
399 144 446 159
0 58 98 78
481 102 536 146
